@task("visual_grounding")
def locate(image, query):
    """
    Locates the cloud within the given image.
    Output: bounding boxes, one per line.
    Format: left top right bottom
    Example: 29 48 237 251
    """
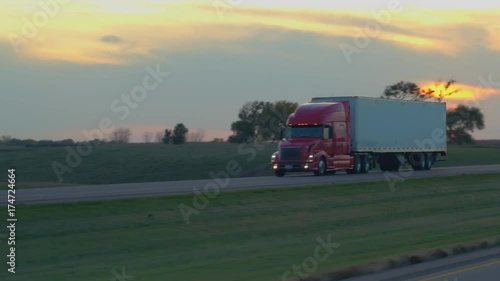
487 24 500 51
419 80 500 105
2 2 499 65
100 35 125 44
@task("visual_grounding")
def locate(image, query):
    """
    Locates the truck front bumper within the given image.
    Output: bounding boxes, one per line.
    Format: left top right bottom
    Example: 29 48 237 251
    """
272 162 316 172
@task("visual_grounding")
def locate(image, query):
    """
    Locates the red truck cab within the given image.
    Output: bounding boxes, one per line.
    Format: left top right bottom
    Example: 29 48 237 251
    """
271 101 354 177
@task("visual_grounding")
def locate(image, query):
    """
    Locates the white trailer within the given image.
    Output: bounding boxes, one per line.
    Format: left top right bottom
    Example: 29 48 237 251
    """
310 96 447 171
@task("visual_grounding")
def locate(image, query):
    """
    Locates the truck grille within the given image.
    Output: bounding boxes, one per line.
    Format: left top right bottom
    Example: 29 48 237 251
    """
280 147 301 161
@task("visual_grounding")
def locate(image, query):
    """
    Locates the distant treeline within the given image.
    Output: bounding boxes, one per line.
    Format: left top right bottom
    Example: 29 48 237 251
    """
0 137 104 148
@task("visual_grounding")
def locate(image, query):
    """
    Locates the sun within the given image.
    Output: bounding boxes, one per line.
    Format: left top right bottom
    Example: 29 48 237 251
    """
421 82 476 100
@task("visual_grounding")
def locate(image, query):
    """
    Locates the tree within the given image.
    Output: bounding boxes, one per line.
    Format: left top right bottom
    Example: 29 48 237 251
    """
228 100 298 143
446 105 485 145
89 138 104 146
111 128 132 143
228 120 255 143
258 100 298 141
23 139 38 147
7 138 25 146
142 132 153 143
1 135 12 143
382 79 458 102
424 79 460 102
155 131 164 143
381 81 431 101
172 123 188 144
228 101 265 143
187 129 205 142
59 139 75 146
162 129 173 144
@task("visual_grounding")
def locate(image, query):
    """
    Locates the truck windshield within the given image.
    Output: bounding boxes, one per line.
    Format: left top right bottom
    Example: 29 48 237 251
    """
284 126 322 138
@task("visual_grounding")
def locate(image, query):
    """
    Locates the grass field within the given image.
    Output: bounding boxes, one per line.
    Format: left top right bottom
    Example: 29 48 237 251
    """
3 173 500 281
0 141 499 188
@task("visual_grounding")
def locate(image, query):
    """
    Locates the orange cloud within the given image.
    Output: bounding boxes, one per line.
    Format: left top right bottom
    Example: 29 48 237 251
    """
487 24 500 51
419 80 500 104
1 1 499 64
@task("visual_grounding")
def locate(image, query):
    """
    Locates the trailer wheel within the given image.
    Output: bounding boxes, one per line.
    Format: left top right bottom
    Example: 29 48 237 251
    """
389 162 401 172
410 153 425 171
275 170 286 177
380 154 399 172
361 156 370 174
380 162 388 172
314 157 326 176
424 154 432 170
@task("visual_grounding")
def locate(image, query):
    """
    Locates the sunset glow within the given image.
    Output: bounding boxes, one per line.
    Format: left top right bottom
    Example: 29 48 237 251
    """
2 0 500 141
2 1 499 65
420 81 500 102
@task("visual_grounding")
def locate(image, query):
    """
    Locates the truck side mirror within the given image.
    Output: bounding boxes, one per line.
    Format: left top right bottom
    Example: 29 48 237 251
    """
278 123 285 140
322 126 333 139
323 127 333 140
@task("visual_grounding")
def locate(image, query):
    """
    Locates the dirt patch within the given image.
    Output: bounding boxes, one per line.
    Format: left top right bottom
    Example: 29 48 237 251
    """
284 237 500 281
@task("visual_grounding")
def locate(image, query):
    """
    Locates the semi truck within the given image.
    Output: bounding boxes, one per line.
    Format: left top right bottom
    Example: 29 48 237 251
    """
270 96 447 177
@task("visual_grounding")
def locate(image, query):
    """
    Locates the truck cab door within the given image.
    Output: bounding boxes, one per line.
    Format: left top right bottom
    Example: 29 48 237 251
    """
332 123 350 168
322 126 334 156
333 123 348 154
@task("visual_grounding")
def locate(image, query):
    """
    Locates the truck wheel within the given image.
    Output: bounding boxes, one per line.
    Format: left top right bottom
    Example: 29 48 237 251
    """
347 155 362 174
411 153 425 171
361 156 370 174
424 154 432 170
275 170 286 177
314 157 326 176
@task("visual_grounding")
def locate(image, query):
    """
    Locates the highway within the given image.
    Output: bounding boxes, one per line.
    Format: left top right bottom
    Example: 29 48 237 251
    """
12 164 500 205
346 246 500 281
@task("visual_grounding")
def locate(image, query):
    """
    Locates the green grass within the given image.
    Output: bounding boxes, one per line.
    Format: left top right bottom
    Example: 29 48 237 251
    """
442 147 500 166
0 142 278 187
0 142 499 188
3 174 500 281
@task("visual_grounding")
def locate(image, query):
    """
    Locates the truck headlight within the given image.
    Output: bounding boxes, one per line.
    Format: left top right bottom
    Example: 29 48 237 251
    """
307 154 314 162
271 152 278 162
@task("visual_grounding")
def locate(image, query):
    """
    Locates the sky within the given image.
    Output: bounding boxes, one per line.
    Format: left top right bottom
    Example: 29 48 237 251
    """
1 0 500 142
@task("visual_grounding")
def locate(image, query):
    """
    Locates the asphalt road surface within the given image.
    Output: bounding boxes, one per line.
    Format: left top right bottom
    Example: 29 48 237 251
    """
11 164 500 205
346 246 500 281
